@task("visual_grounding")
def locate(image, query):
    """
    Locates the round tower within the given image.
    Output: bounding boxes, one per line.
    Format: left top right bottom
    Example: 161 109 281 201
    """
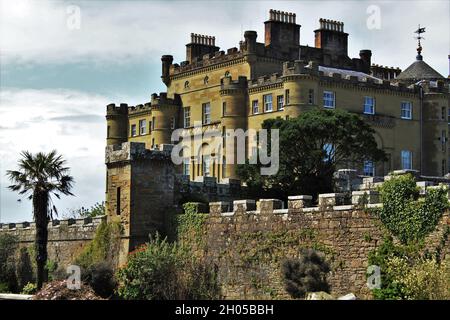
150 93 180 148
106 103 128 145
220 75 248 179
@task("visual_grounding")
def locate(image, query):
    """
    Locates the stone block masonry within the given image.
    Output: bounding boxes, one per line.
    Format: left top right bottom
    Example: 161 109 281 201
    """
0 216 106 269
205 198 450 299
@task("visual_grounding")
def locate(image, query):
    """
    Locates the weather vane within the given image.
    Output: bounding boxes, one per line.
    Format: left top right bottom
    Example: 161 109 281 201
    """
414 25 426 58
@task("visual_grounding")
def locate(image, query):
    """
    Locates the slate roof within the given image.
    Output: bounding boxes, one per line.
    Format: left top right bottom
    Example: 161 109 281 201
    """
396 58 445 81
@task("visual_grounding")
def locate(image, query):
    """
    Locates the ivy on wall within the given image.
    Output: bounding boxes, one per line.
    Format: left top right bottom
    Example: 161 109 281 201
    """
377 174 449 244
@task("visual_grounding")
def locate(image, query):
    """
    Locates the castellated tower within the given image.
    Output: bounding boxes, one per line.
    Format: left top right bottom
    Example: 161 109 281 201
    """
220 75 248 179
106 103 128 146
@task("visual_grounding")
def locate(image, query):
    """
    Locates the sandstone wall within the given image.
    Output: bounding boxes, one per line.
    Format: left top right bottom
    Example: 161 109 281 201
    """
204 197 450 299
0 216 105 269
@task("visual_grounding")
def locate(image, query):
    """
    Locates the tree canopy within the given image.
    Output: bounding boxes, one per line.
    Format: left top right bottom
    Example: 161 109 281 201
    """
236 108 387 199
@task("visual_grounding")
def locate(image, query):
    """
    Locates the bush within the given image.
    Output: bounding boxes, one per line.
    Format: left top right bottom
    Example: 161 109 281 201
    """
82 262 117 298
22 282 37 295
16 247 34 290
281 249 330 299
378 174 448 244
116 234 220 300
74 220 122 269
385 256 450 300
0 234 19 292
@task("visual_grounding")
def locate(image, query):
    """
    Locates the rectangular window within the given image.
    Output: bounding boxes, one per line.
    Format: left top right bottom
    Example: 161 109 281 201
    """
222 157 226 179
139 119 146 135
442 107 446 121
202 155 211 177
323 143 334 162
401 150 412 170
107 125 110 138
131 124 137 137
252 100 259 114
170 117 175 129
323 91 335 108
222 102 226 117
203 102 211 125
183 158 190 176
184 107 191 128
116 187 121 215
285 89 290 105
263 94 273 112
308 89 315 104
363 160 375 177
151 117 155 131
442 130 447 152
149 121 152 133
364 96 375 115
277 95 284 110
442 159 447 176
401 102 412 119
151 138 155 149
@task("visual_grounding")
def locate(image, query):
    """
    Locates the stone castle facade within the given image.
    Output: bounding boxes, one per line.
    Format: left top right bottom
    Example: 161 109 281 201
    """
106 9 450 182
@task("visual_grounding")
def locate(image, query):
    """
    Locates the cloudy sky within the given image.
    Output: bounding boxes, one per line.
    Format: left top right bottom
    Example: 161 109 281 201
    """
0 0 449 223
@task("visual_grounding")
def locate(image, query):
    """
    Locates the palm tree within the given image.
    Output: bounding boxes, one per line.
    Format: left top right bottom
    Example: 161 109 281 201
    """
6 150 74 289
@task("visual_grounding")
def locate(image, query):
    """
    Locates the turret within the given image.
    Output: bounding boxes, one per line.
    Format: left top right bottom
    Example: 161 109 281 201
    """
161 55 173 86
243 30 257 54
359 50 372 74
106 103 128 146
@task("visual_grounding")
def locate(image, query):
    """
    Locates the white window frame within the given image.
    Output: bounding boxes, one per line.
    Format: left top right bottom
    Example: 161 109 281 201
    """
183 158 190 176
202 155 211 177
139 119 146 135
363 160 375 176
364 96 375 115
323 91 335 109
263 94 273 112
203 102 211 125
401 102 412 120
183 107 191 128
308 89 315 105
277 95 284 110
401 150 412 170
131 124 137 137
252 100 259 114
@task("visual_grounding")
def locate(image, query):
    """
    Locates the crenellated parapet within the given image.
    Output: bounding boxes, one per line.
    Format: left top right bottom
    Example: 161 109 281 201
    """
105 142 173 164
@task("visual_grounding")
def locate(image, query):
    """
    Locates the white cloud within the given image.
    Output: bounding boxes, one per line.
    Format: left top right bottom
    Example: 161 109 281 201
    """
0 88 109 222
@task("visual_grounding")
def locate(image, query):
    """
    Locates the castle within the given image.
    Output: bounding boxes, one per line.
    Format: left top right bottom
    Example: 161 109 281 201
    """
2 10 450 299
106 10 450 182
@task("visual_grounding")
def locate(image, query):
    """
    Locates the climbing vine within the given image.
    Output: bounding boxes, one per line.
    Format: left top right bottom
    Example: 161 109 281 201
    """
377 174 449 244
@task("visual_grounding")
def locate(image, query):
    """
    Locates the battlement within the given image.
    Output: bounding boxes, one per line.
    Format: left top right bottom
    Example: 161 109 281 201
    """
0 215 106 232
220 75 248 92
105 142 173 164
106 103 129 116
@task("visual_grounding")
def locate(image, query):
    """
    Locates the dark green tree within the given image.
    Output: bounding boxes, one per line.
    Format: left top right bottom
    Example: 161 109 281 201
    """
282 249 331 299
236 108 386 199
7 151 74 289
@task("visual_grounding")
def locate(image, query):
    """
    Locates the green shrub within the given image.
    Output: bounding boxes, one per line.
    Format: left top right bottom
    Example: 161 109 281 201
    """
21 282 37 295
281 249 330 299
116 234 220 300
16 247 34 290
82 262 117 298
378 174 448 244
74 220 122 269
0 234 19 292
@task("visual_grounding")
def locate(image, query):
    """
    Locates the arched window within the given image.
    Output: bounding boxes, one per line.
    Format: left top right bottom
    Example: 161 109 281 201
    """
224 70 230 77
184 81 190 89
204 76 209 85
